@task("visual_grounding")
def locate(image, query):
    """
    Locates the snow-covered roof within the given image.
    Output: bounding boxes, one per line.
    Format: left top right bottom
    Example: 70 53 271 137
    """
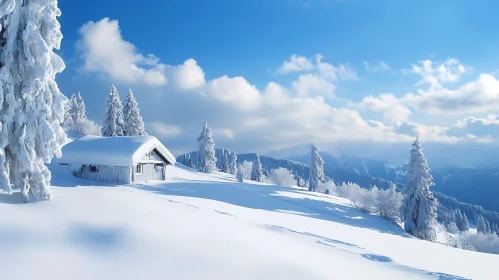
57 136 176 166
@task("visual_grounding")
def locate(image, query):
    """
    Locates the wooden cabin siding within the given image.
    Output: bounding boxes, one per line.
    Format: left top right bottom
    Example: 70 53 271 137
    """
74 165 132 183
133 162 165 182
142 149 165 161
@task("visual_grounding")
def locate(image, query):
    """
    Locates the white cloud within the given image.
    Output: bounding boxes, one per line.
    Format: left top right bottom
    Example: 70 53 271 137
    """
358 93 412 122
277 54 314 74
214 128 235 139
169 59 206 90
205 75 262 111
402 73 499 114
404 59 469 88
364 61 391 72
78 18 167 86
292 73 335 97
393 121 458 143
276 54 357 81
357 61 498 117
76 20 499 164
315 54 357 81
149 122 183 138
447 116 499 139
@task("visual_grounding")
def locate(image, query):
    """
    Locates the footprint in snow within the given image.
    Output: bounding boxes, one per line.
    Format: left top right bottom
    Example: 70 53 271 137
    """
361 254 393 263
214 210 237 218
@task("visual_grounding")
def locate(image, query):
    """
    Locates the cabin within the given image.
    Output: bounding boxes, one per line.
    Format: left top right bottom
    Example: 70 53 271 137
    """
58 136 176 183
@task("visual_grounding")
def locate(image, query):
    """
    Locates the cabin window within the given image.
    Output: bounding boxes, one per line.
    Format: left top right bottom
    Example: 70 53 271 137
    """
89 165 98 172
154 163 163 169
136 164 142 174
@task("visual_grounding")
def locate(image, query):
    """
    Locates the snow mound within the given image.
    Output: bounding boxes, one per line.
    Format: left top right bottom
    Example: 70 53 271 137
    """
0 165 496 279
57 135 176 166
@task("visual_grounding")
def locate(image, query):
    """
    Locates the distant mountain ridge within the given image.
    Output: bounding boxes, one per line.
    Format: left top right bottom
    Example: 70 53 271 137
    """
266 146 499 213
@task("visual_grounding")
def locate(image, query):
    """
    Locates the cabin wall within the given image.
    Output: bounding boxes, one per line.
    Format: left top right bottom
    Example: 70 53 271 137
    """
133 163 165 182
74 165 131 184
142 149 164 161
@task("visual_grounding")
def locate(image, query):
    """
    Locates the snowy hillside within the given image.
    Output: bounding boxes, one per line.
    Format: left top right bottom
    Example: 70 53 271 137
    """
0 164 496 279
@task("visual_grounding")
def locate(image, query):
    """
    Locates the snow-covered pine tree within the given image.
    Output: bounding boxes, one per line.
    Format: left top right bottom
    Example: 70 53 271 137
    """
197 121 217 173
477 215 487 233
123 89 146 136
65 93 77 123
251 154 263 182
462 212 469 231
401 137 438 241
485 219 491 234
181 154 189 166
187 154 193 168
101 85 125 137
219 149 224 171
229 151 238 175
454 210 464 231
236 164 244 182
220 149 229 173
297 177 306 188
0 0 67 201
74 92 86 122
309 144 325 192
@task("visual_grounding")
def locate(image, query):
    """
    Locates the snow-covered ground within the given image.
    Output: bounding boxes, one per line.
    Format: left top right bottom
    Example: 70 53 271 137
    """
0 164 497 280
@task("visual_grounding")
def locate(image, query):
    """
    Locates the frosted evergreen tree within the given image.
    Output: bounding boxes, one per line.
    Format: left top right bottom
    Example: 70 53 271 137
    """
401 137 438 241
123 89 146 136
251 154 263 182
181 154 189 166
218 149 224 170
236 164 244 182
101 85 125 136
187 154 193 168
74 92 86 122
454 210 463 231
197 121 217 173
229 151 238 176
309 144 325 192
462 212 469 231
454 210 469 231
65 93 77 123
485 219 491 234
220 149 229 173
477 215 487 233
0 0 68 201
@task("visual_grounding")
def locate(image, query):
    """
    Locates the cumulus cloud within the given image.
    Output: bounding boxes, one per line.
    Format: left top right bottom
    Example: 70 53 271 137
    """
78 18 167 86
358 61 498 117
149 122 183 138
393 121 458 143
402 74 499 114
404 58 469 88
75 21 499 165
214 128 235 139
364 61 391 72
204 75 262 111
315 54 358 81
277 54 314 74
292 73 335 97
358 93 412 122
447 116 499 139
277 54 357 81
168 59 206 90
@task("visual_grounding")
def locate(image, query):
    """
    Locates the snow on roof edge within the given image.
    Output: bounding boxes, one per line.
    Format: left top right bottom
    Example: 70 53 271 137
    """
58 135 176 167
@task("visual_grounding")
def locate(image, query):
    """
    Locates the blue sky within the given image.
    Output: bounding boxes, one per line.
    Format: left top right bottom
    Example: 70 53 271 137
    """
55 0 499 167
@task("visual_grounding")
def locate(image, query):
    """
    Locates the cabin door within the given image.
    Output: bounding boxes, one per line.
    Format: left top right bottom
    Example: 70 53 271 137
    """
154 164 165 180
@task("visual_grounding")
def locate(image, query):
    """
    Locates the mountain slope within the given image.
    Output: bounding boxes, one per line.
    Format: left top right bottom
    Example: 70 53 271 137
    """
0 164 496 279
268 146 499 212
